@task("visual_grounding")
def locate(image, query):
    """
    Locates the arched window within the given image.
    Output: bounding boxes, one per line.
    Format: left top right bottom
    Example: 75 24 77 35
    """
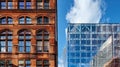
26 17 31 24
19 17 31 24
37 16 49 24
18 29 31 52
36 30 49 52
0 0 13 9
18 0 31 9
37 17 42 24
44 17 49 24
0 30 12 52
36 0 49 9
0 17 13 24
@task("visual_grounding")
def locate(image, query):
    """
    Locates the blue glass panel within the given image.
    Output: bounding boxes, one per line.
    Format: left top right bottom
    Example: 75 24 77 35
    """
8 41 12 46
8 47 12 52
19 17 24 24
8 18 13 24
26 2 31 9
26 47 30 52
1 2 6 9
8 2 13 9
1 18 6 24
19 2 24 9
26 41 31 46
81 40 86 44
0 41 6 46
26 17 31 24
19 47 24 52
26 60 30 64
19 41 24 46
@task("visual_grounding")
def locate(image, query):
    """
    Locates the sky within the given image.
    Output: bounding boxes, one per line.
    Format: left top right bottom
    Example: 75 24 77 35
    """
58 0 120 67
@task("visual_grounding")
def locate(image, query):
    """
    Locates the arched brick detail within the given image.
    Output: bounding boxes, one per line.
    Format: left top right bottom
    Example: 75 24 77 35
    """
17 29 33 35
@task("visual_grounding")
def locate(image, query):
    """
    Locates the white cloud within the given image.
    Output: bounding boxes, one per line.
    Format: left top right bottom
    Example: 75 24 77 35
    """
58 58 64 67
66 0 105 23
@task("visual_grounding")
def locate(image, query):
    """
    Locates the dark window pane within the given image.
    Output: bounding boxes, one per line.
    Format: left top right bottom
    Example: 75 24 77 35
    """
1 18 6 24
44 17 49 24
19 17 24 24
43 60 49 65
37 17 42 24
26 17 31 24
44 0 49 9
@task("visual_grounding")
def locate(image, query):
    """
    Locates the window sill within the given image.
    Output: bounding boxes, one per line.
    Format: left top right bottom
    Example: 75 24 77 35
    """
18 24 33 25
0 52 12 53
0 24 14 25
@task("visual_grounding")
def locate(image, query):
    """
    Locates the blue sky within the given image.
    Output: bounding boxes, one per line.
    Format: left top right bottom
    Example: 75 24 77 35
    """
58 0 120 66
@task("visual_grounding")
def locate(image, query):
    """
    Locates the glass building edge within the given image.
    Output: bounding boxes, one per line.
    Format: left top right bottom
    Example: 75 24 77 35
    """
66 23 120 67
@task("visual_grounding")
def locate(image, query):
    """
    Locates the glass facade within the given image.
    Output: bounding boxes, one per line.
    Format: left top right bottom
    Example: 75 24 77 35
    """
67 23 120 67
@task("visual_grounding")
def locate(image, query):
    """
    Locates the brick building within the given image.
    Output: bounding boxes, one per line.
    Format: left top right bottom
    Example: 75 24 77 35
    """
0 0 57 67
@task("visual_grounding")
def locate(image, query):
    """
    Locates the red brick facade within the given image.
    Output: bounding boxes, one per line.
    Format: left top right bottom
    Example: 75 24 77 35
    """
0 0 57 67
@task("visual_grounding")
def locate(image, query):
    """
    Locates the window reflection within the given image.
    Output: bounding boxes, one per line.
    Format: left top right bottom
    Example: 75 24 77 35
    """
0 30 12 52
18 30 31 52
36 30 49 52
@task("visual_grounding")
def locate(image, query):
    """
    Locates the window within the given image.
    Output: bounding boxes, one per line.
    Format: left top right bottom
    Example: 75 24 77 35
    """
37 17 42 24
0 17 13 24
18 30 31 52
37 16 49 24
44 17 49 24
0 30 12 52
37 60 49 67
19 17 31 24
36 0 49 9
36 30 49 52
19 60 30 67
44 0 49 9
0 0 13 9
26 0 31 9
0 60 12 67
18 0 31 9
8 0 13 9
0 1 6 9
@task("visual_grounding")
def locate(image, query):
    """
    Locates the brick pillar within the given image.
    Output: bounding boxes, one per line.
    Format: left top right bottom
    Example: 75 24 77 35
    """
12 59 18 67
31 59 36 67
13 0 18 9
12 29 18 54
31 30 36 53
31 0 36 9
50 0 55 9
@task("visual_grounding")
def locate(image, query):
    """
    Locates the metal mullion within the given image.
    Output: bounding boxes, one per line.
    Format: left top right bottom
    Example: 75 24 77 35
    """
6 17 8 24
42 31 44 52
42 16 44 24
24 31 26 52
24 16 26 24
6 31 8 52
